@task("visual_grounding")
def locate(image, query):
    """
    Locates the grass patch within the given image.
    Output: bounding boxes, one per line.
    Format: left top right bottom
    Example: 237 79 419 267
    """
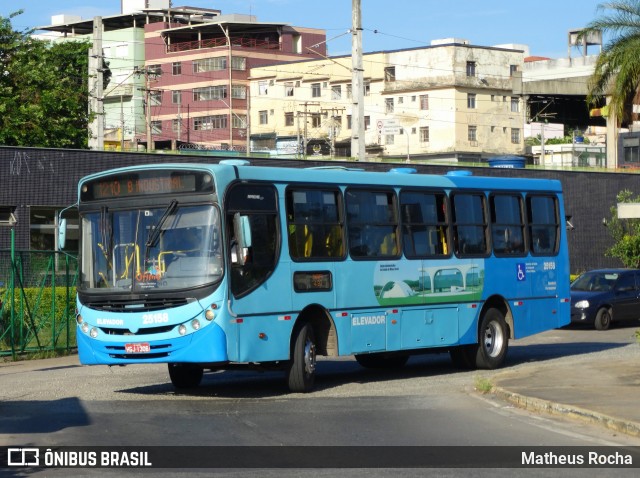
474 376 493 394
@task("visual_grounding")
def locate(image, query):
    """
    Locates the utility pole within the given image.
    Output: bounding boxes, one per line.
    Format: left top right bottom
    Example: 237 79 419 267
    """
296 102 320 159
351 0 365 161
145 73 153 152
120 95 125 151
88 16 104 150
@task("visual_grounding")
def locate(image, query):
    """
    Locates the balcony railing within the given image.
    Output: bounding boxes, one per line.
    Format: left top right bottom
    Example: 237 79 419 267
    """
168 37 280 53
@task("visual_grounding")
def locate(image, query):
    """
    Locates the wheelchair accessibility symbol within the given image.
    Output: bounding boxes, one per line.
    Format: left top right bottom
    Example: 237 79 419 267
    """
517 263 526 281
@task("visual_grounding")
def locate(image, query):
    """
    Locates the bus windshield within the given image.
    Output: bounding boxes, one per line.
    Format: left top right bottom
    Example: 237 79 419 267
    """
79 204 223 293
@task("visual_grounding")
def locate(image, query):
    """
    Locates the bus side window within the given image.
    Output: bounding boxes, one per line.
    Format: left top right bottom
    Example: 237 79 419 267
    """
527 195 559 255
399 190 448 258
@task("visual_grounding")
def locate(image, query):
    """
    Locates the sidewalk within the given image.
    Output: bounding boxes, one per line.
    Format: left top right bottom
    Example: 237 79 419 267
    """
491 350 640 438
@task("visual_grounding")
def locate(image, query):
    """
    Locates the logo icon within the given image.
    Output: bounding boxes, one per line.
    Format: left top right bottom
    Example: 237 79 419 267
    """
8 448 39 466
516 263 526 281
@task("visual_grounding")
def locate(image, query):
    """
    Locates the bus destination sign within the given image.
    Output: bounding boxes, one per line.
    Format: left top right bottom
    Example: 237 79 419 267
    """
82 171 212 201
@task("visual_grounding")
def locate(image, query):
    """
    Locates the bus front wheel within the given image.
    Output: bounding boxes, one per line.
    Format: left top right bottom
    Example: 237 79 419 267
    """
168 363 204 389
286 323 317 393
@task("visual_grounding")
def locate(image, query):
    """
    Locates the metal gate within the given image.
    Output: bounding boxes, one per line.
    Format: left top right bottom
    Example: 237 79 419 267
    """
0 250 78 357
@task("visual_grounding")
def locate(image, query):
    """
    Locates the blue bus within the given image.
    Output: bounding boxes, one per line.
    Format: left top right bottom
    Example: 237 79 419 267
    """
64 160 570 392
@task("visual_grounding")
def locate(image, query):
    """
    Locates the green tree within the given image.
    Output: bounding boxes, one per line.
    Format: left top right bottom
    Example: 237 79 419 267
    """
605 189 640 267
0 11 92 148
579 1 640 125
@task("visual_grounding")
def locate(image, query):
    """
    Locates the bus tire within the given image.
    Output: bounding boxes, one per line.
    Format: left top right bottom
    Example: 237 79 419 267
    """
355 353 409 369
594 307 612 330
168 363 203 389
286 323 317 393
475 308 509 369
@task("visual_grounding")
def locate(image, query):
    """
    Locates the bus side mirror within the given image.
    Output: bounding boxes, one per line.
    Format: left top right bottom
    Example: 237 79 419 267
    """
232 213 252 266
58 217 67 250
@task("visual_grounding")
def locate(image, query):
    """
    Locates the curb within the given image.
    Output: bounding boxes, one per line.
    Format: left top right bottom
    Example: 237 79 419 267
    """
492 386 640 439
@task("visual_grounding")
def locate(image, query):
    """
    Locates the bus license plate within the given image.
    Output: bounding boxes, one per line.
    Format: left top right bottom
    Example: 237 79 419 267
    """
125 342 150 354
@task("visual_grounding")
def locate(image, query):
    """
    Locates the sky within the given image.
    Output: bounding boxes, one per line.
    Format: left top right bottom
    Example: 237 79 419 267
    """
3 0 608 59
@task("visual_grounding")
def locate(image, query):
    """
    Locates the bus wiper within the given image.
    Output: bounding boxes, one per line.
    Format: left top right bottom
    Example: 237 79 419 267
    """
146 200 178 248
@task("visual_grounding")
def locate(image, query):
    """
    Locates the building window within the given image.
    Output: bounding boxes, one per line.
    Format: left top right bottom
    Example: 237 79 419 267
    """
30 207 78 251
419 94 429 110
232 114 247 129
147 64 162 77
331 84 341 100
511 97 520 113
232 85 246 99
150 90 162 106
258 81 269 95
259 110 268 125
193 57 226 73
151 120 162 134
311 113 322 128
285 112 294 126
467 93 476 109
466 61 476 77
193 86 227 101
311 83 321 98
172 62 182 76
385 98 394 113
364 82 370 96
468 125 477 142
347 115 352 129
420 126 429 143
194 115 227 131
172 118 181 133
285 82 294 97
364 116 370 130
172 90 181 104
511 128 521 144
231 56 246 71
510 64 519 76
346 84 352 99
384 66 396 82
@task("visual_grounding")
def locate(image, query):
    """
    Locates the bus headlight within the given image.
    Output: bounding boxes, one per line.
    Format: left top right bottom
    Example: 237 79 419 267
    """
178 324 187 336
81 323 89 334
205 310 215 321
191 319 201 330
89 327 98 338
76 314 83 324
575 300 590 309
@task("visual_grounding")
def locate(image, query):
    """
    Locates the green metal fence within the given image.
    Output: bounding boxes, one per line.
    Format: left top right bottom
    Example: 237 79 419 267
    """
0 250 78 357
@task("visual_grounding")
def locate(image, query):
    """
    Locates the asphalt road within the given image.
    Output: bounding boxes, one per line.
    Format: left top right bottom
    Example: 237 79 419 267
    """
1 323 640 477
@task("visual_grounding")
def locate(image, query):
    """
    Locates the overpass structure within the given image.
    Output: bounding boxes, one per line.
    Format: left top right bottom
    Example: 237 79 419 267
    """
514 54 617 168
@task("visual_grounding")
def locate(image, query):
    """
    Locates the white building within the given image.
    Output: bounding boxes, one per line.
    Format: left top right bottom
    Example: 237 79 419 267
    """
249 40 526 161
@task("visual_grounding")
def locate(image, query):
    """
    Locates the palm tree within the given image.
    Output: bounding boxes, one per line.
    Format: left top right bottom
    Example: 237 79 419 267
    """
579 1 640 126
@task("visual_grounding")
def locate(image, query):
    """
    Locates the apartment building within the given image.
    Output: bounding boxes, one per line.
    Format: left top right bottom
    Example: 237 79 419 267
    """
141 15 326 152
36 6 221 151
249 39 526 161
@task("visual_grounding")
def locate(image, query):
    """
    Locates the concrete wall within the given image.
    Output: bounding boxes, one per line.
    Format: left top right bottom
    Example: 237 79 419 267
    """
0 146 635 274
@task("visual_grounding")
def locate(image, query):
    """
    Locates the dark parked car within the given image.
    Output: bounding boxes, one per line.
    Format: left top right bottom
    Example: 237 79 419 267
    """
570 269 640 330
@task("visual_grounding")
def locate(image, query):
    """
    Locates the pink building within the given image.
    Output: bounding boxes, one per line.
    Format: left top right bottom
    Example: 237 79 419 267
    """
141 11 326 152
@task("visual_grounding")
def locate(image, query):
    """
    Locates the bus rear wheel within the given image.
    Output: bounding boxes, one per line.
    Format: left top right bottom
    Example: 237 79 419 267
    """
449 308 508 370
286 323 317 393
168 363 204 389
